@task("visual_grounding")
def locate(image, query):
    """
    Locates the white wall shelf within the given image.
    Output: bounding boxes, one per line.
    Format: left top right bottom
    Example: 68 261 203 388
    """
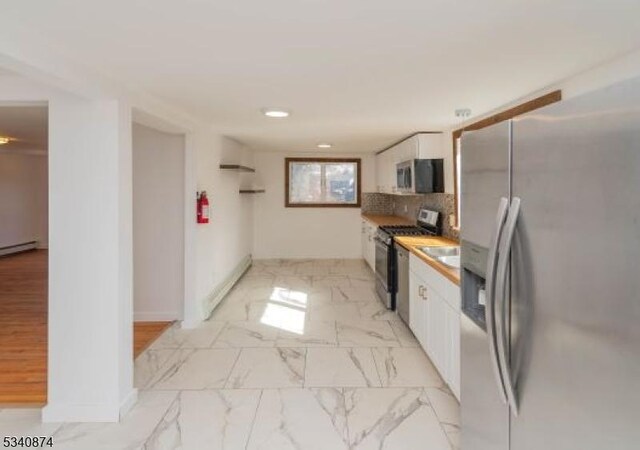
219 164 256 173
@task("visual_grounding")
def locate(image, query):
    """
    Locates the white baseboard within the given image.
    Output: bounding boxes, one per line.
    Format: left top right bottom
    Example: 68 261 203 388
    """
202 255 252 320
119 388 139 419
42 389 139 423
133 311 181 322
180 319 200 329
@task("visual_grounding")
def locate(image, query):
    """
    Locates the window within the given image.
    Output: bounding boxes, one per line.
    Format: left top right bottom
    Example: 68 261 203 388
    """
285 158 361 207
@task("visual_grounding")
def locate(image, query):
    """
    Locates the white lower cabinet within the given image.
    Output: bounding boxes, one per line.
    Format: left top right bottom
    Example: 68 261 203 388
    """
409 269 427 347
448 304 461 399
409 253 460 400
361 219 376 271
425 286 449 381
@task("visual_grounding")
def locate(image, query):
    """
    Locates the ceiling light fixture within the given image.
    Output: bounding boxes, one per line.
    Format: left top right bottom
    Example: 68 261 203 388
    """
0 137 10 145
455 108 472 119
262 108 290 118
317 143 332 149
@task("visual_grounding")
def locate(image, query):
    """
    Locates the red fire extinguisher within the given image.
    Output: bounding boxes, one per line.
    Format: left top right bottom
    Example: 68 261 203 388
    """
197 191 210 224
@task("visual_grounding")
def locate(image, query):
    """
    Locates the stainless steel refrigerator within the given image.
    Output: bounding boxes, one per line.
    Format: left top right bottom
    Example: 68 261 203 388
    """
460 76 640 449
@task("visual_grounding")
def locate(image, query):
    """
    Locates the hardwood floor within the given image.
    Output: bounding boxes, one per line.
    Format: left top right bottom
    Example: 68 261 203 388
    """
133 321 173 358
0 250 47 406
0 250 172 406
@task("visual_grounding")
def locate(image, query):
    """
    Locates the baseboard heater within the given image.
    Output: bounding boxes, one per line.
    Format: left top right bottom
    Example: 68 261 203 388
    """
202 254 252 320
0 241 38 257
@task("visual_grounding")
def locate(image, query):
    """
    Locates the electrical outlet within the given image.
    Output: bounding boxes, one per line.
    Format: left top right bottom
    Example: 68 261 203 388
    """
404 205 408 213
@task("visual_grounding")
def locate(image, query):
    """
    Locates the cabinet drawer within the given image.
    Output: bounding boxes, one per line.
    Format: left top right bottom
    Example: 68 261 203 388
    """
410 253 460 310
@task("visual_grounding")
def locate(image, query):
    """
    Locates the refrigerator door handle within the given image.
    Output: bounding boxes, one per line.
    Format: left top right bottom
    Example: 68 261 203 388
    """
485 196 510 404
495 196 521 416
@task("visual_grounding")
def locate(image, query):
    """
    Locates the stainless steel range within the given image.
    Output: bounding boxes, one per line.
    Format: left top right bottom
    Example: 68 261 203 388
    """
374 208 441 309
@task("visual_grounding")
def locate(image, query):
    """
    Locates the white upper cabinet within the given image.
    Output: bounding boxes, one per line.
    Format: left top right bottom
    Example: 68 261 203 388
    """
415 133 446 159
375 150 396 194
374 133 445 194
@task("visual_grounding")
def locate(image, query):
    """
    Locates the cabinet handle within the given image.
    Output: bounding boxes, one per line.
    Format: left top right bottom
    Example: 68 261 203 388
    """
423 286 428 301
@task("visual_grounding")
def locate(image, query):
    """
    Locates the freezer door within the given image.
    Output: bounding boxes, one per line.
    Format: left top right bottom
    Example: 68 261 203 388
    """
460 121 511 249
509 78 640 449
460 121 510 450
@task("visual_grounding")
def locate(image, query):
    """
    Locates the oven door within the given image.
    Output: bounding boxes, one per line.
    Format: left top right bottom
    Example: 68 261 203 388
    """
374 237 394 309
374 237 389 287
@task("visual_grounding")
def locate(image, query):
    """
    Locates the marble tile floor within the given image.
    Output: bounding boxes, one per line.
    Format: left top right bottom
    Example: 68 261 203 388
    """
0 259 459 450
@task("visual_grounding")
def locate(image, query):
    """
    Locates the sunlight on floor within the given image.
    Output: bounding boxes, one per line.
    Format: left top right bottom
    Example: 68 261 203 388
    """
260 287 308 334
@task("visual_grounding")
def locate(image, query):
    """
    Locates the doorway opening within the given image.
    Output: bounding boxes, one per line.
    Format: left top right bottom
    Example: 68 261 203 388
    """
0 104 49 405
131 121 186 363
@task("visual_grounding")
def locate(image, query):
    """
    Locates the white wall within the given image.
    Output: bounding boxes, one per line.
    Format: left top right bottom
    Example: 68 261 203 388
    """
446 49 640 225
0 75 136 422
193 135 255 319
132 123 185 321
0 63 258 419
449 49 640 137
46 95 135 422
252 152 374 259
0 152 48 249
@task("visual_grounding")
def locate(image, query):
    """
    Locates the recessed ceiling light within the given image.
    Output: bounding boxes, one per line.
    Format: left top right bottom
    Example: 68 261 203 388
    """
317 143 332 149
0 137 10 145
262 108 290 118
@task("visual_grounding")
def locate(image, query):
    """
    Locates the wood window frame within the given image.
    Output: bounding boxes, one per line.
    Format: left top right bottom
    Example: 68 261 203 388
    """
452 90 562 227
285 157 362 208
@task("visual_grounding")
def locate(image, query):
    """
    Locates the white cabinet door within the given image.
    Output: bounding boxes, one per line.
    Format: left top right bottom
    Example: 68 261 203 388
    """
409 269 426 346
425 284 461 399
366 223 376 271
425 285 449 381
375 153 384 192
362 220 376 271
381 152 388 193
394 139 410 163
361 220 367 259
447 307 461 400
376 152 387 193
376 150 396 194
416 133 445 159
386 152 395 193
410 252 461 397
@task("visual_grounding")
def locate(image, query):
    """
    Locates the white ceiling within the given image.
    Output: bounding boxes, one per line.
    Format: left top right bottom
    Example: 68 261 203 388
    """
0 106 48 153
3 0 640 152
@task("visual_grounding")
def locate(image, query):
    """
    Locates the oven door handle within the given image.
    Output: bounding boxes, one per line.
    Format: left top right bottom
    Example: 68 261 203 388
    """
374 236 388 246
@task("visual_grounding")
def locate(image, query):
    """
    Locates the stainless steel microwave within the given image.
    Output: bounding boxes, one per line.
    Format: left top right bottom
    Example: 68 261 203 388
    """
396 159 444 194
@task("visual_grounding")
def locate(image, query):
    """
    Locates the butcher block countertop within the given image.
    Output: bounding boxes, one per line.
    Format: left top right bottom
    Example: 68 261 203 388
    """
394 236 461 286
361 214 414 227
